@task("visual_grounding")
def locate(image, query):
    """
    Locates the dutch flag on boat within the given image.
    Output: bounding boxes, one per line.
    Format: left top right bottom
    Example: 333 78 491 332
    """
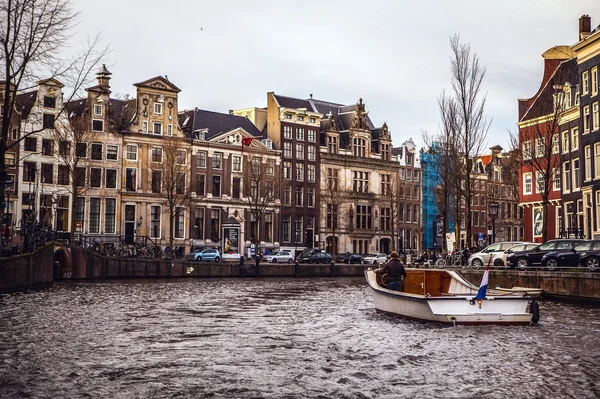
474 258 491 300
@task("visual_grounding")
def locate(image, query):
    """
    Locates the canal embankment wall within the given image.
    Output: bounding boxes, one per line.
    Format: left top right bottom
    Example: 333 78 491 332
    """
0 244 55 292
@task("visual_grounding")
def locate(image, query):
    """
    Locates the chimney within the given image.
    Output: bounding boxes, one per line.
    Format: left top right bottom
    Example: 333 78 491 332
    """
309 94 313 100
96 64 112 89
229 109 233 115
579 15 591 40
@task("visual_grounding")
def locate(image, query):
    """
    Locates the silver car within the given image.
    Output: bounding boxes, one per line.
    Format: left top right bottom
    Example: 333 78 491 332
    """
468 242 527 268
491 243 538 267
262 250 294 263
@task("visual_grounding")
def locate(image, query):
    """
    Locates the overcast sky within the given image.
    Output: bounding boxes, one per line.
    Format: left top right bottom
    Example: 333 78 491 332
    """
71 0 600 150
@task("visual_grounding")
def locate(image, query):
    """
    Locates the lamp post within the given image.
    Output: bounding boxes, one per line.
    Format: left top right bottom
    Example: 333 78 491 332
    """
489 202 499 244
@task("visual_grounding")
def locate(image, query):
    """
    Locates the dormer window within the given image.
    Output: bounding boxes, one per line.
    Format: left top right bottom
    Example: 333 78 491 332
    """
309 117 316 123
94 104 102 116
284 114 292 120
193 131 205 140
297 115 304 122
406 153 413 165
154 103 162 114
43 96 56 108
261 138 273 149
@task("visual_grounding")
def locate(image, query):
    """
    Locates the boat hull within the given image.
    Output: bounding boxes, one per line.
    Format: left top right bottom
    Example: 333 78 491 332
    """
366 269 534 325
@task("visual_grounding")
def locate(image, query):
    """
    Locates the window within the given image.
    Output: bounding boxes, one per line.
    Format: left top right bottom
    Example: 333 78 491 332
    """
307 164 315 182
571 128 579 151
295 186 303 206
212 175 221 197
106 145 118 160
584 106 590 133
90 168 102 188
535 171 544 193
232 177 240 199
283 216 290 242
564 161 571 192
284 142 292 158
196 174 205 196
592 67 598 97
175 208 184 239
176 150 186 165
593 102 599 131
92 120 103 132
153 122 162 135
327 135 338 153
23 162 36 182
284 125 292 138
126 145 137 161
125 168 137 191
283 185 291 205
308 129 316 142
326 204 338 228
142 121 148 133
151 206 161 238
58 165 69 185
106 169 117 189
353 137 366 157
535 137 544 157
353 171 369 193
266 159 274 175
193 208 203 239
553 168 561 191
251 157 260 174
552 134 559 154
210 209 220 241
150 148 162 162
296 115 304 122
176 173 186 194
212 153 222 169
583 71 589 95
586 145 592 181
74 197 84 232
295 216 303 243
522 141 532 160
295 163 304 181
41 164 53 184
381 174 391 195
197 152 206 168
296 128 304 140
283 161 292 180
154 103 162 115
596 143 600 178
523 172 532 195
89 198 101 234
41 139 53 156
381 143 390 161
266 181 274 198
573 158 580 190
58 141 70 156
406 169 412 181
264 213 273 242
307 145 316 161
307 187 315 207
43 114 54 129
43 96 56 108
152 170 161 193
91 143 103 160
355 205 372 229
232 156 241 172
576 89 581 105
167 124 173 136
105 198 116 234
296 144 304 159
73 144 85 160
24 137 37 152
326 168 339 190
94 104 102 116
562 131 569 153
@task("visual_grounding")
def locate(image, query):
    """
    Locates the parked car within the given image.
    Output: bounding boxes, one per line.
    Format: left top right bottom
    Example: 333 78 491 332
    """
542 240 599 270
362 253 388 265
468 241 526 268
262 250 294 263
303 252 333 264
506 239 587 269
491 243 538 267
577 242 600 271
192 248 221 262
335 253 364 264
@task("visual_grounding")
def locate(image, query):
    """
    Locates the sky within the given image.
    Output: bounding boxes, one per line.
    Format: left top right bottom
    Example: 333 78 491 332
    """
69 0 600 151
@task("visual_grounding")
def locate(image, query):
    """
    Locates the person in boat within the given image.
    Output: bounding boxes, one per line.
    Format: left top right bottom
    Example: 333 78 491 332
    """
375 251 407 291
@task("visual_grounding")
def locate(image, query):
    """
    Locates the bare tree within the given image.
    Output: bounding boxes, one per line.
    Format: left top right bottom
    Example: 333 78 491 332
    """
241 154 279 248
320 165 350 258
148 136 193 250
446 34 491 248
1 0 107 179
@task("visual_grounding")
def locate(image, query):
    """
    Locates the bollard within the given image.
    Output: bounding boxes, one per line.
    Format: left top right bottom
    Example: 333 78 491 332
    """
294 261 299 277
330 261 335 277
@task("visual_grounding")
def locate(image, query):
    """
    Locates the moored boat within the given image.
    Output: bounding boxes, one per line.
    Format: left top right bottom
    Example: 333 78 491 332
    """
365 268 539 325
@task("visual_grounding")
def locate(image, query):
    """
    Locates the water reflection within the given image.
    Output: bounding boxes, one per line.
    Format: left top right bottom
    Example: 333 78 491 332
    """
0 278 599 398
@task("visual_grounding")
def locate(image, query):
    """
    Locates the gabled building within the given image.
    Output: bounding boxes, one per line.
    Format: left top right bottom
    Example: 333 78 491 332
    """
393 138 421 253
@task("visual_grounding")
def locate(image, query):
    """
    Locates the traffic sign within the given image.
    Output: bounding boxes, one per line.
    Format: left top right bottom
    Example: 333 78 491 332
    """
478 232 484 240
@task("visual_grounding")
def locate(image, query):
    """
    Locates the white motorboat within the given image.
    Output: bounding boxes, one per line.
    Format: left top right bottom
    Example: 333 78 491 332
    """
365 268 539 325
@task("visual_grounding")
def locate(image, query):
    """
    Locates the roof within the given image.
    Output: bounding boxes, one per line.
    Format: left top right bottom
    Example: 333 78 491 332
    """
272 94 316 112
311 98 375 131
65 98 88 118
520 58 579 122
14 90 38 119
134 76 181 93
178 108 263 139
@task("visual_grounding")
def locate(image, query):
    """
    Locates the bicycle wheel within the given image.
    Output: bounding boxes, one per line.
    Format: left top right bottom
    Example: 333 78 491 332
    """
435 258 447 267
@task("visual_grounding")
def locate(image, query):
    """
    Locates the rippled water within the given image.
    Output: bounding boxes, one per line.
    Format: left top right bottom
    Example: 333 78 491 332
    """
0 278 599 399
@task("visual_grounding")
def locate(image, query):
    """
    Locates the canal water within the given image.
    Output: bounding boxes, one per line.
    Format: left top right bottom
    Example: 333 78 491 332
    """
0 278 598 399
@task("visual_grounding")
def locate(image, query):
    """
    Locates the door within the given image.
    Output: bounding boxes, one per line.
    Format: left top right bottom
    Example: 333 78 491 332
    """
124 204 136 244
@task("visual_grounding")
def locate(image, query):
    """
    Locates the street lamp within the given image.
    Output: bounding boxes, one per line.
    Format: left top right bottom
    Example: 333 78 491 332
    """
489 202 499 244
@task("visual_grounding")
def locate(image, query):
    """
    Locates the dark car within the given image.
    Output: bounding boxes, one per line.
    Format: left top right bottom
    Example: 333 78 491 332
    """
578 242 600 272
335 253 363 264
301 252 332 264
506 239 586 269
541 241 598 270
